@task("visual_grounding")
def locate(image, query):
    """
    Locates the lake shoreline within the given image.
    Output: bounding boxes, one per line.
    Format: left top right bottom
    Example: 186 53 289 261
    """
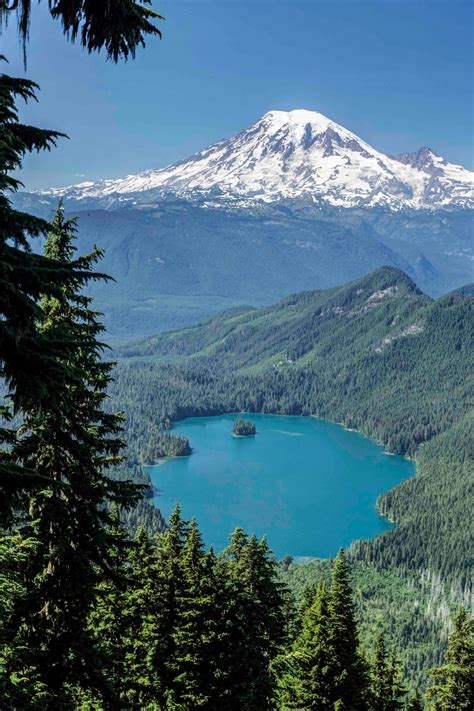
168 409 416 463
149 413 415 558
163 410 415 534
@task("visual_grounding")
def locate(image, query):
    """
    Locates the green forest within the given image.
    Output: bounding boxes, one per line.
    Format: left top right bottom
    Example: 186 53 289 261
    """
112 267 473 586
107 266 473 694
0 1 473 709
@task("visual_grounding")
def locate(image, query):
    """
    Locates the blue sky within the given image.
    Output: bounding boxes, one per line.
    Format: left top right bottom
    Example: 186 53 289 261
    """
2 0 473 189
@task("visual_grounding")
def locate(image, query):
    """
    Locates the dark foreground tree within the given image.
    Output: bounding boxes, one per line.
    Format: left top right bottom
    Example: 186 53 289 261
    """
1 1 163 63
274 582 335 709
0 1 167 705
85 507 135 707
89 510 289 709
0 65 99 525
425 608 474 710
275 550 369 710
220 528 288 710
92 507 213 708
329 549 368 708
0 0 163 526
2 204 140 708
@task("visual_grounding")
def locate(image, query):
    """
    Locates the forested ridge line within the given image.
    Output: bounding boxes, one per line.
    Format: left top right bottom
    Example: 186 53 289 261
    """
111 268 473 593
3 0 470 705
105 270 473 690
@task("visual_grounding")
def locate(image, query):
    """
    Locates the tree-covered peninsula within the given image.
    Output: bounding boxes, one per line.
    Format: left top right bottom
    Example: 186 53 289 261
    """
140 428 191 463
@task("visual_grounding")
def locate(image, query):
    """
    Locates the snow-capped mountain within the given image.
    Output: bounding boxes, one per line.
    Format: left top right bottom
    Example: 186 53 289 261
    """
39 109 473 210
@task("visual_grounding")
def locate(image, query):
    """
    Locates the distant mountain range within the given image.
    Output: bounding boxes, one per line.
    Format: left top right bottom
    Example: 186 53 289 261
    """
16 110 473 339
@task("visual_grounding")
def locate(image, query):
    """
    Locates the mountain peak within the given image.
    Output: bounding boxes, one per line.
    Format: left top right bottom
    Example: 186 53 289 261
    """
37 110 474 211
257 109 361 147
393 146 441 169
261 108 335 129
353 266 423 295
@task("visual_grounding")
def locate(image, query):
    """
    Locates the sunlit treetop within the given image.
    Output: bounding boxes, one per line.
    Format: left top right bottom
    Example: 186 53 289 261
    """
0 0 164 63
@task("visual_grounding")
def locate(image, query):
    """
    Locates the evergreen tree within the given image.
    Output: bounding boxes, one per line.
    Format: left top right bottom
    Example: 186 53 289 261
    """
1 1 163 63
407 689 423 710
0 0 163 534
121 524 164 707
425 608 474 710
221 528 288 710
0 0 163 538
3 205 140 708
368 633 406 710
0 1 172 705
0 532 47 708
172 519 222 708
329 549 368 709
82 507 132 708
152 503 190 708
0 65 94 526
275 582 335 710
96 509 233 710
92 518 171 709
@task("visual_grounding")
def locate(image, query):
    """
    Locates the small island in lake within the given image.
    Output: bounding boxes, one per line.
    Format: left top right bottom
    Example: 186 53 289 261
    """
232 418 257 437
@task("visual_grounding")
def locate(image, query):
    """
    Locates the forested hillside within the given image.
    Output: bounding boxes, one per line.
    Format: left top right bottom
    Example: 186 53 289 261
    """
112 266 473 593
106 267 474 690
2 0 472 706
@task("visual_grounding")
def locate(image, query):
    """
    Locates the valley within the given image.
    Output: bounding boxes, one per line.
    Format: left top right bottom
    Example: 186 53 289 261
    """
114 265 473 578
2 3 472 706
108 265 473 688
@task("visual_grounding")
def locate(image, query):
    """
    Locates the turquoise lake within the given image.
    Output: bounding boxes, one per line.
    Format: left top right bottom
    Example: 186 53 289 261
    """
149 414 414 558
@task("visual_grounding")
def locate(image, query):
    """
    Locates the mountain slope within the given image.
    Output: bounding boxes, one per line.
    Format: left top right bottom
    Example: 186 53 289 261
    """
113 267 474 591
117 265 472 464
13 197 472 340
449 282 474 297
15 111 473 339
37 110 473 210
120 266 434 370
61 203 421 339
118 266 449 385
